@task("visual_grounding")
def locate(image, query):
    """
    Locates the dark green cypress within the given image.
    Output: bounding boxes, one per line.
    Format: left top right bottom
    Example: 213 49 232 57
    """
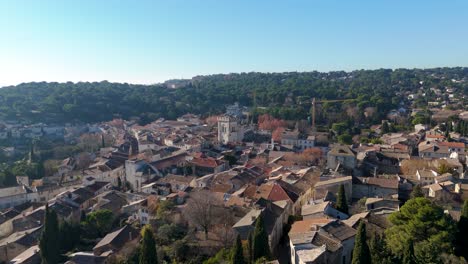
39 204 60 264
402 239 416 264
410 184 424 199
232 234 245 264
336 184 349 214
455 200 468 259
252 214 270 261
247 232 253 264
140 225 157 264
352 222 371 264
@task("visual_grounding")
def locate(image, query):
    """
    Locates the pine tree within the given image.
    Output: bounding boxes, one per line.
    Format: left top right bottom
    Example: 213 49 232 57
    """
402 239 416 264
352 222 371 264
232 234 245 264
140 225 158 264
252 214 270 261
336 184 348 214
39 204 60 264
410 184 424 199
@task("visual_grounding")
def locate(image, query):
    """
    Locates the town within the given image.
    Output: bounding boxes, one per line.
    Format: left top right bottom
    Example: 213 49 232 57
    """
0 80 467 264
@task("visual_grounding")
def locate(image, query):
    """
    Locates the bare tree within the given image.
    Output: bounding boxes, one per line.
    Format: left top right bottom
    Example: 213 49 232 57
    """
212 209 237 249
183 190 222 240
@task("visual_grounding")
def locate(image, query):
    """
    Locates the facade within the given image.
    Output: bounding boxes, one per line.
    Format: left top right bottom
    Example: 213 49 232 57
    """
327 145 356 170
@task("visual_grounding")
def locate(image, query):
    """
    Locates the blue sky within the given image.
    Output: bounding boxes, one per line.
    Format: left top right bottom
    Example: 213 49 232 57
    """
0 0 467 85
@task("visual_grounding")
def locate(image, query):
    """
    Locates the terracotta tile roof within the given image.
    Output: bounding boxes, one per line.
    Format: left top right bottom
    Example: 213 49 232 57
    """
190 156 223 168
438 141 465 148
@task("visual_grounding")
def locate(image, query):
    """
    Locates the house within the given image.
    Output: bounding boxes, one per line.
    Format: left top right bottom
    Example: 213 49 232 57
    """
327 145 356 171
125 159 159 192
418 141 450 159
0 227 42 263
90 191 129 215
423 183 452 201
415 169 438 186
365 198 399 213
233 199 288 254
352 177 399 199
93 225 140 256
289 219 356 264
301 201 348 220
189 155 227 176
314 177 353 203
122 199 150 225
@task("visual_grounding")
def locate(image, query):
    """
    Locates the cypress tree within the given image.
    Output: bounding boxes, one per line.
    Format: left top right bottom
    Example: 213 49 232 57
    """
336 184 349 214
352 222 371 264
252 214 270 261
247 232 253 264
381 121 390 134
140 225 158 264
455 200 468 259
410 184 424 199
39 204 60 264
232 234 245 264
402 239 416 264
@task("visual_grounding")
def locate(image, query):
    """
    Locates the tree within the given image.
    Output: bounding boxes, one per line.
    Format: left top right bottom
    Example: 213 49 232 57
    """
381 121 390 134
338 134 353 145
39 205 60 264
402 240 416 264
140 225 158 264
184 191 221 239
232 235 245 264
369 233 394 264
386 197 457 263
336 184 348 215
252 214 270 261
247 232 254 264
437 163 452 174
352 222 371 264
59 221 80 253
455 200 468 259
410 184 424 199
82 209 114 237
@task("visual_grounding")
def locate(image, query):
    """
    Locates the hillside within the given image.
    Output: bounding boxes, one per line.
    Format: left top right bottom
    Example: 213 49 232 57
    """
0 68 467 125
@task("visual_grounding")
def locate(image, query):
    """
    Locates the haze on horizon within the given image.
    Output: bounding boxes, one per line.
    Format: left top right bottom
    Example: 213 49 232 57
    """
1 0 468 86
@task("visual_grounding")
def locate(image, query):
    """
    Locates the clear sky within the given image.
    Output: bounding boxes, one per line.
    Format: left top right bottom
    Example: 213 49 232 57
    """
1 0 467 86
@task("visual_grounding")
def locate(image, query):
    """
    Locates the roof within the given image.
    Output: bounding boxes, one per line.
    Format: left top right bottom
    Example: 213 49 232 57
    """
295 245 327 262
289 231 316 245
9 245 40 264
423 183 443 191
328 144 355 157
342 212 369 228
93 225 139 251
233 209 262 228
320 220 356 242
302 201 330 216
355 177 399 189
290 218 333 234
190 156 223 168
0 226 42 247
315 176 352 188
